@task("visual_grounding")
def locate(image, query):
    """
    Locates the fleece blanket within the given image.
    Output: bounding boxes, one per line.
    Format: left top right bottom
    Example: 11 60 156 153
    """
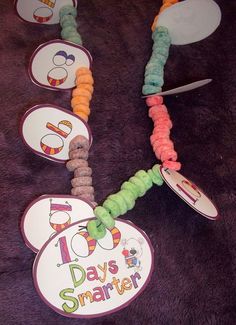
0 0 236 324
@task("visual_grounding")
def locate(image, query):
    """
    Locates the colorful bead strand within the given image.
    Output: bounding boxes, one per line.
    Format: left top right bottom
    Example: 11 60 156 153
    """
147 95 181 171
59 5 82 45
142 26 171 95
87 165 164 239
66 135 97 206
71 67 94 122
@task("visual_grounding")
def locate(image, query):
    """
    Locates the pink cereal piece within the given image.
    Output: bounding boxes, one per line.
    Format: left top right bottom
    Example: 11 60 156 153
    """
155 138 174 149
153 130 170 138
163 160 181 171
66 159 88 172
69 135 90 151
149 105 167 118
71 176 92 187
161 149 177 162
69 148 89 160
146 95 163 107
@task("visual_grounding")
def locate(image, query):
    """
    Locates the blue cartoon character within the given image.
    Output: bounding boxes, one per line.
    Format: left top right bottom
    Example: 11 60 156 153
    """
121 238 143 271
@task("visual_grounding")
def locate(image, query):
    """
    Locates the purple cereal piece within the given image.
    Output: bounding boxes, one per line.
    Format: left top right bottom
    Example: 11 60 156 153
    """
74 167 92 177
69 148 89 160
69 135 90 151
71 176 92 187
66 159 88 172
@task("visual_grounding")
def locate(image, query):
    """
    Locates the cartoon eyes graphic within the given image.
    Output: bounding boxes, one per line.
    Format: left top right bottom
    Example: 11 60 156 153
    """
53 51 75 66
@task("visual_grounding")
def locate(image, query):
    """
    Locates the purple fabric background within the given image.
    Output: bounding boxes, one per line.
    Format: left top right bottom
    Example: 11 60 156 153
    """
0 0 236 324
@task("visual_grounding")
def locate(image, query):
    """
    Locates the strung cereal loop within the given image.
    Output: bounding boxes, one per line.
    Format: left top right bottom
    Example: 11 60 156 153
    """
87 165 163 239
67 135 97 206
142 26 171 95
71 67 94 122
151 0 179 32
147 95 181 171
59 5 83 45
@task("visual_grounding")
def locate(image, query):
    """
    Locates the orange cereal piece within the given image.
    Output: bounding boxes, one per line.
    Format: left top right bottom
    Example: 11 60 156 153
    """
76 67 92 77
72 88 92 100
71 96 90 107
73 104 90 115
76 75 94 85
75 111 89 121
79 84 94 94
151 0 179 31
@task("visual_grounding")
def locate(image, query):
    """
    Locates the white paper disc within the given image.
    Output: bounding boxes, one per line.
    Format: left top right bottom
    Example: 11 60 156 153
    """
160 166 219 220
20 104 92 162
15 0 77 25
157 0 221 45
21 195 95 252
33 219 154 318
29 40 92 90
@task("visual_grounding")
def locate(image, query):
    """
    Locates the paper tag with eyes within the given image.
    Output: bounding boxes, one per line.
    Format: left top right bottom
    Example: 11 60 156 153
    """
29 40 92 90
15 0 77 25
160 166 219 220
20 104 92 162
33 218 154 318
157 0 221 45
21 195 95 253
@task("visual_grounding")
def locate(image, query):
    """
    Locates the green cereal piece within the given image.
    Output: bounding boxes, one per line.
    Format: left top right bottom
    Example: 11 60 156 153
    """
119 190 135 210
121 181 139 200
108 193 127 215
60 15 77 28
87 219 106 240
145 74 164 87
103 198 120 218
150 52 168 65
142 84 162 95
156 26 169 34
152 45 169 58
129 176 147 197
94 206 115 230
59 5 77 19
148 165 164 186
135 170 153 191
61 26 78 39
66 35 83 45
145 63 163 76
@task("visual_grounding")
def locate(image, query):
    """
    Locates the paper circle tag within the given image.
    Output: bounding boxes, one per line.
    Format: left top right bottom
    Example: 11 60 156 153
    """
160 166 219 220
157 0 221 45
20 104 92 162
15 0 77 25
29 40 92 90
33 219 154 318
21 195 95 252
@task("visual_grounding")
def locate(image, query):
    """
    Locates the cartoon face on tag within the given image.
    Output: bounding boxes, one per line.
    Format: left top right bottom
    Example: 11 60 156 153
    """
21 195 95 252
157 0 221 45
29 40 92 90
20 104 92 162
15 0 77 25
33 219 154 318
160 166 219 220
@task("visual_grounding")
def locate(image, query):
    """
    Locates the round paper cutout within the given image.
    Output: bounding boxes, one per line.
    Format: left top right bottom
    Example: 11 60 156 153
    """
160 166 219 220
157 0 221 45
15 0 77 25
29 40 92 90
20 104 92 162
21 195 95 252
33 219 154 318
